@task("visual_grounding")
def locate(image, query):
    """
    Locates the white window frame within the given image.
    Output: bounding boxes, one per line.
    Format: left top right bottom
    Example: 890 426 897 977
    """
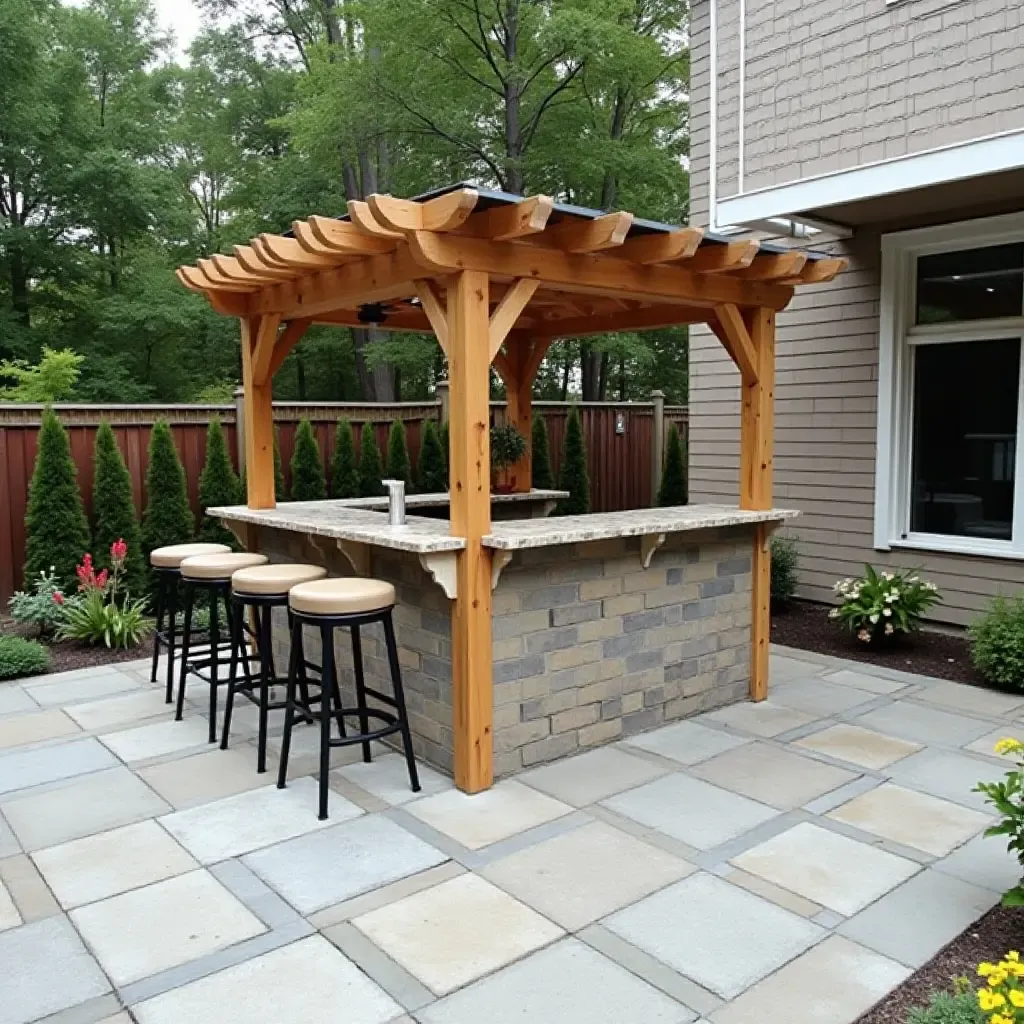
874 210 1024 560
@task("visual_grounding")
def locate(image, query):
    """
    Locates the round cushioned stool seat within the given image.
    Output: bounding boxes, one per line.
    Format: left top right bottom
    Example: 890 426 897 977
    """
180 552 268 580
289 577 396 616
150 542 231 569
232 563 327 596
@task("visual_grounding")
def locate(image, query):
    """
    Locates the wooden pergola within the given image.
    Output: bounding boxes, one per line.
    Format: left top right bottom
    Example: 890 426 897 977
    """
177 183 845 793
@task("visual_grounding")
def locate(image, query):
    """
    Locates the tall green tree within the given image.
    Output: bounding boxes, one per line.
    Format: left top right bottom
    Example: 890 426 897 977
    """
558 406 590 515
657 423 687 507
331 419 359 499
141 419 194 559
385 420 412 490
290 419 326 500
531 413 553 490
198 418 242 546
24 410 91 589
358 424 385 497
417 419 446 494
92 420 145 594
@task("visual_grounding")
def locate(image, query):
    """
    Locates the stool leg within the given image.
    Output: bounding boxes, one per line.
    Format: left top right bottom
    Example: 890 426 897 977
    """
220 597 244 751
257 604 273 774
150 573 165 685
277 616 303 790
318 623 335 820
165 576 178 705
175 583 194 722
207 585 221 744
351 625 371 763
384 612 420 792
289 611 313 725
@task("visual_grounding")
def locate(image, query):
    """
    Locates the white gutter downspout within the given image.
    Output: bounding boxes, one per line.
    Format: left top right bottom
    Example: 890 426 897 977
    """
737 0 745 193
708 0 718 228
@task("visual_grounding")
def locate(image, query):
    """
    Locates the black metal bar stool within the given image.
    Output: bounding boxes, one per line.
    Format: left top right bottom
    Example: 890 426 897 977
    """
221 563 330 773
176 551 268 743
277 577 420 819
148 543 231 704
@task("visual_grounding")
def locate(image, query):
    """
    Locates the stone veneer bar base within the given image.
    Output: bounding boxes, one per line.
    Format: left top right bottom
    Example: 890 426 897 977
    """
262 525 753 779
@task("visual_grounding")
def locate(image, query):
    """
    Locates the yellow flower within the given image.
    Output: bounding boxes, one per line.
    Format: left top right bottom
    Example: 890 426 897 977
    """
981 963 997 977
990 1015 1012 1024
995 738 1024 755
1008 952 1020 962
979 989 1007 1010
1009 989 1024 1007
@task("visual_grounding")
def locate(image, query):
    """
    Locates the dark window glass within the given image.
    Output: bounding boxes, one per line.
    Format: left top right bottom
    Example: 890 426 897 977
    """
910 339 1019 540
916 243 1024 324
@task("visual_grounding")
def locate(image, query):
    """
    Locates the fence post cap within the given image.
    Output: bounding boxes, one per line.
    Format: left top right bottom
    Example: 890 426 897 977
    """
233 386 245 398
650 389 665 399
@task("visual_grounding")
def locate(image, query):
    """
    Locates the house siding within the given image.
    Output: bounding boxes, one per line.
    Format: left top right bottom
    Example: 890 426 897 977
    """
689 0 1024 627
708 0 1024 199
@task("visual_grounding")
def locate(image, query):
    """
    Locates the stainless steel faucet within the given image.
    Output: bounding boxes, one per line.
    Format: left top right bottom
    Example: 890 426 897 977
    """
381 478 407 526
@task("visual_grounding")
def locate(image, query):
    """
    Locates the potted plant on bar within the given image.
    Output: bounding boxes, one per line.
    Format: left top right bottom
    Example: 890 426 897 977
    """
490 423 528 494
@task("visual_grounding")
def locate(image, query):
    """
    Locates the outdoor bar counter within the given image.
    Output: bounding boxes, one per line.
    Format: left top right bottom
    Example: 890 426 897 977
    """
214 499 798 779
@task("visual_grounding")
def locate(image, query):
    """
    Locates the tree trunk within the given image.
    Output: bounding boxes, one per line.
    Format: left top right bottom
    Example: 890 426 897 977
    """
581 345 602 401
295 349 307 401
502 1 524 194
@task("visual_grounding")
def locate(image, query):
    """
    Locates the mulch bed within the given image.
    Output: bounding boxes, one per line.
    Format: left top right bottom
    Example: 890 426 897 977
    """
857 905 1024 1023
1 616 150 677
771 598 987 687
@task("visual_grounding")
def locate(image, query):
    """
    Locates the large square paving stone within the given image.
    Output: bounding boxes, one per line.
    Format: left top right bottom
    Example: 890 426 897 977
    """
70 869 266 986
100 718 212 763
828 783 990 856
602 773 777 850
769 653 824 683
244 814 447 915
405 780 572 850
33 819 197 909
132 935 401 1024
770 678 878 717
419 938 694 1024
911 680 1024 717
0 685 38 716
934 833 1024 894
0 737 116 796
65 690 174 732
838 869 999 967
887 749 999 812
0 709 80 750
159 778 362 863
710 936 909 1024
794 724 921 771
336 752 452 806
520 747 669 805
1 766 169 850
0 916 110 1024
732 822 920 916
0 879 21 932
692 742 857 810
24 672 142 707
622 721 750 766
481 820 693 930
353 873 563 995
854 702 994 748
138 748 272 810
821 669 909 696
605 873 824 999
701 700 817 738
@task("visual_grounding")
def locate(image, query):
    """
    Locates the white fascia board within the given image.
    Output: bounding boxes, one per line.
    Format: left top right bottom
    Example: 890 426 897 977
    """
715 127 1024 226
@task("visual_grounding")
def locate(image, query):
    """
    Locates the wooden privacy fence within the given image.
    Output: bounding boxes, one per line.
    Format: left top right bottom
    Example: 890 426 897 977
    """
0 393 687 602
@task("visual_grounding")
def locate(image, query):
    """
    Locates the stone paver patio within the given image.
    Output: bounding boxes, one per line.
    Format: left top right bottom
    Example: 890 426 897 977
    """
1 644 1021 1024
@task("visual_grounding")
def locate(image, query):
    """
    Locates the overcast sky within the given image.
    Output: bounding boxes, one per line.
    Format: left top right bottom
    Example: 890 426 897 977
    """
153 0 202 57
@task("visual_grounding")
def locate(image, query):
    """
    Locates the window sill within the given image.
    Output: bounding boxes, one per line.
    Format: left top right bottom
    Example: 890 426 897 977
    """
882 535 1024 561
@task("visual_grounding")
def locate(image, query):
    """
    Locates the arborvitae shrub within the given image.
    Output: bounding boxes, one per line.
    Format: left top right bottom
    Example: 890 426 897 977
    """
358 424 385 497
92 421 145 595
386 420 412 490
657 423 688 506
141 420 194 563
289 419 327 501
557 406 591 515
417 420 447 493
24 409 91 590
198 418 242 548
531 413 553 490
331 420 359 498
440 421 450 477
274 428 286 500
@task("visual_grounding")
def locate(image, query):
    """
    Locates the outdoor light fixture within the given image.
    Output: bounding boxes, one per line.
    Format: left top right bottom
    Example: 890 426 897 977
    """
615 412 626 435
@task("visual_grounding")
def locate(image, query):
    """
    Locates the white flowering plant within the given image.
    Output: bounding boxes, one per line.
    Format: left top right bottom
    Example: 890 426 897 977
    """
830 565 941 644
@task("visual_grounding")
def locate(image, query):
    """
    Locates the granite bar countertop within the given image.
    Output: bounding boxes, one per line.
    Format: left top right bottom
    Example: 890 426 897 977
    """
482 504 800 550
211 501 466 555
322 489 567 510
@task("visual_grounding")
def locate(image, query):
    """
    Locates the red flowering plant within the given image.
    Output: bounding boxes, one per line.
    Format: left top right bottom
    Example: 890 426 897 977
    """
58 540 148 649
8 567 68 636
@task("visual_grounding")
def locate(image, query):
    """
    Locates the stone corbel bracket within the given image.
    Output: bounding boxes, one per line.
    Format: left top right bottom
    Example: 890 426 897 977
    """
337 539 371 576
640 532 667 570
491 550 513 590
419 552 458 599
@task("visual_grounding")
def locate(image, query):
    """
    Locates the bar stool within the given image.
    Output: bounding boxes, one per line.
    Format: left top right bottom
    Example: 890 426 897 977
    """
177 551 268 743
278 577 420 819
221 563 329 773
149 543 232 704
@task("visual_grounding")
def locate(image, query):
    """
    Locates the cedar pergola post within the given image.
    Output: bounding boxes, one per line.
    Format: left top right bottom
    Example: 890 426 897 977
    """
177 185 844 789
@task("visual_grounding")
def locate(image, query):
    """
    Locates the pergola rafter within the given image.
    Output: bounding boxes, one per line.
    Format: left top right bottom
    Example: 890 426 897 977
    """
177 182 846 794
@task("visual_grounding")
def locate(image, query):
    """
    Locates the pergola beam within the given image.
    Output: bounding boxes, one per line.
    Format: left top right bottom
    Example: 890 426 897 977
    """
616 227 704 264
368 188 480 233
459 195 554 240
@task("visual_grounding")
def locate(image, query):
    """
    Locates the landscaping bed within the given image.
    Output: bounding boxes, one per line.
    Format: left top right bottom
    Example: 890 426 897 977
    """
771 598 985 687
0 617 149 676
857 905 1024 1024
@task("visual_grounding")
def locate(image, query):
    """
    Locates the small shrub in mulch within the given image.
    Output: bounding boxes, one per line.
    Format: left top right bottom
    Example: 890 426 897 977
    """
0 636 49 680
970 597 1024 693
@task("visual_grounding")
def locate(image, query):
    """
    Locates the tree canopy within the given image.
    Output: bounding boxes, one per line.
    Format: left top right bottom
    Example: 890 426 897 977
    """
0 0 691 406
